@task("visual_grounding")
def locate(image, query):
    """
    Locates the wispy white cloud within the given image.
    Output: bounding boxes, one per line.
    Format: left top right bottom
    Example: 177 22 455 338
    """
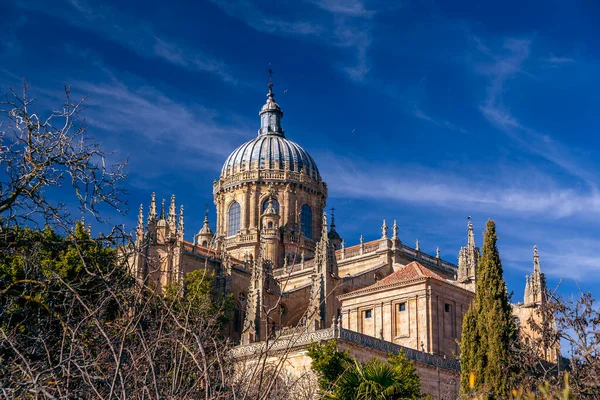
72 75 250 161
16 0 238 84
473 36 598 187
477 37 532 123
320 153 600 219
543 53 576 67
413 106 468 134
503 239 600 282
309 0 375 17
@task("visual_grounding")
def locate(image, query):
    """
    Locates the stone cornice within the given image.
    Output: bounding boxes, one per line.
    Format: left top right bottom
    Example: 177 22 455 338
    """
214 169 327 196
230 327 460 372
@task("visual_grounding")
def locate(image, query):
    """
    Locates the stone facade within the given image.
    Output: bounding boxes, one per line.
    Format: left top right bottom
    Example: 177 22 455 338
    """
130 77 559 395
231 325 460 399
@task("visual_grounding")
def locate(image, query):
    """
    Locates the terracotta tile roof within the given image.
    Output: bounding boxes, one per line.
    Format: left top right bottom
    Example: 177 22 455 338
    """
341 261 448 297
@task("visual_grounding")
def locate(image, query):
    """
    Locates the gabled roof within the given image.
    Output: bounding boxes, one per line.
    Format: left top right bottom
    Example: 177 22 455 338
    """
340 261 448 298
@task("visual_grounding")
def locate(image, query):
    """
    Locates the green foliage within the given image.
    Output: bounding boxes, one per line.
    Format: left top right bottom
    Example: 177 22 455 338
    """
0 222 129 329
308 341 422 399
1 223 235 398
164 268 233 327
387 351 421 397
460 220 517 399
308 340 353 391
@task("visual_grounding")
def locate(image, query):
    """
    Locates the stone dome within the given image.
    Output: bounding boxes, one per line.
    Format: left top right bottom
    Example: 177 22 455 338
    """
220 134 321 181
219 81 321 182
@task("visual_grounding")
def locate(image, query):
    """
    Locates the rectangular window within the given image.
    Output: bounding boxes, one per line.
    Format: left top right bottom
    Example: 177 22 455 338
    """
399 302 406 312
364 309 372 318
445 303 452 313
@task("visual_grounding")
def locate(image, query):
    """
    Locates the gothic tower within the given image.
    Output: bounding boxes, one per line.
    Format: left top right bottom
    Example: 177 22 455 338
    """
457 217 479 292
524 245 547 305
132 193 184 290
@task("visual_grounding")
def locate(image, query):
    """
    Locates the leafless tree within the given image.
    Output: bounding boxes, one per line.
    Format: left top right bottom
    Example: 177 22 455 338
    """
509 285 600 398
0 81 127 229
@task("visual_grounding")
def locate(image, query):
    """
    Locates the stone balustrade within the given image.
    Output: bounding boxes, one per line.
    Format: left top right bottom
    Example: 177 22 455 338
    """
230 326 460 372
213 169 325 194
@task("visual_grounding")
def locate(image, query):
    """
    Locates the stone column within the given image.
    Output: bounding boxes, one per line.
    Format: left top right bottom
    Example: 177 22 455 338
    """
216 196 223 236
249 188 257 230
244 185 252 232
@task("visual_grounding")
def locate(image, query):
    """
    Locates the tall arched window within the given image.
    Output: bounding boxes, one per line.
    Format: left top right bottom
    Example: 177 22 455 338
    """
261 197 280 214
300 204 313 239
228 202 241 236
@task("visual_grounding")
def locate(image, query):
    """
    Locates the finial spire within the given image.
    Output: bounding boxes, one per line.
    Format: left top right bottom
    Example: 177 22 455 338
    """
168 194 177 231
160 198 165 220
259 66 284 136
178 205 184 239
381 219 388 239
436 246 440 259
149 192 157 222
330 207 336 228
169 195 176 217
137 204 144 231
416 239 420 251
467 216 475 248
268 63 273 95
533 245 540 273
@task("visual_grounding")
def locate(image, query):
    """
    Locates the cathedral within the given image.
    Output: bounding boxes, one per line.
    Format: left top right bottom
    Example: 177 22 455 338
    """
131 76 558 398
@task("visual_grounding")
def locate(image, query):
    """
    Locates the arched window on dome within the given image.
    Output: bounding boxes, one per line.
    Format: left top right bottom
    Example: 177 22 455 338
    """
228 202 241 236
300 204 313 239
261 197 280 214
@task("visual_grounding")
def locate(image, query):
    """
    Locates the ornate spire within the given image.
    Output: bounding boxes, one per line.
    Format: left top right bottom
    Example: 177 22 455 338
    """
415 239 420 251
330 207 336 229
457 216 479 288
199 208 213 235
436 246 440 259
525 245 546 305
137 204 144 230
160 198 166 220
148 192 157 223
259 65 284 136
136 204 144 242
392 220 398 240
381 219 388 239
533 244 540 274
168 194 177 232
178 205 184 240
321 212 328 237
327 207 342 249
467 216 475 249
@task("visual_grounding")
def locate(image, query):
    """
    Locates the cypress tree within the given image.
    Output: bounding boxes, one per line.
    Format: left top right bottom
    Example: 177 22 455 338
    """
460 219 517 399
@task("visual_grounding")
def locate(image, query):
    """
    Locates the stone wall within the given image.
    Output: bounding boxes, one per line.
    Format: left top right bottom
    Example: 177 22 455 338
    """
231 326 460 399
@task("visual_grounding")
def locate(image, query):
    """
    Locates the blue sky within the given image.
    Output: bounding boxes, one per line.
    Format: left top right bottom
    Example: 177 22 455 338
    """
2 0 600 301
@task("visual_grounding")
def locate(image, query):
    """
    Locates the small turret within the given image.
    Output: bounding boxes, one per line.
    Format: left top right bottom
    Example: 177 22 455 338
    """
195 208 214 247
327 207 342 250
261 197 281 265
156 198 169 243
